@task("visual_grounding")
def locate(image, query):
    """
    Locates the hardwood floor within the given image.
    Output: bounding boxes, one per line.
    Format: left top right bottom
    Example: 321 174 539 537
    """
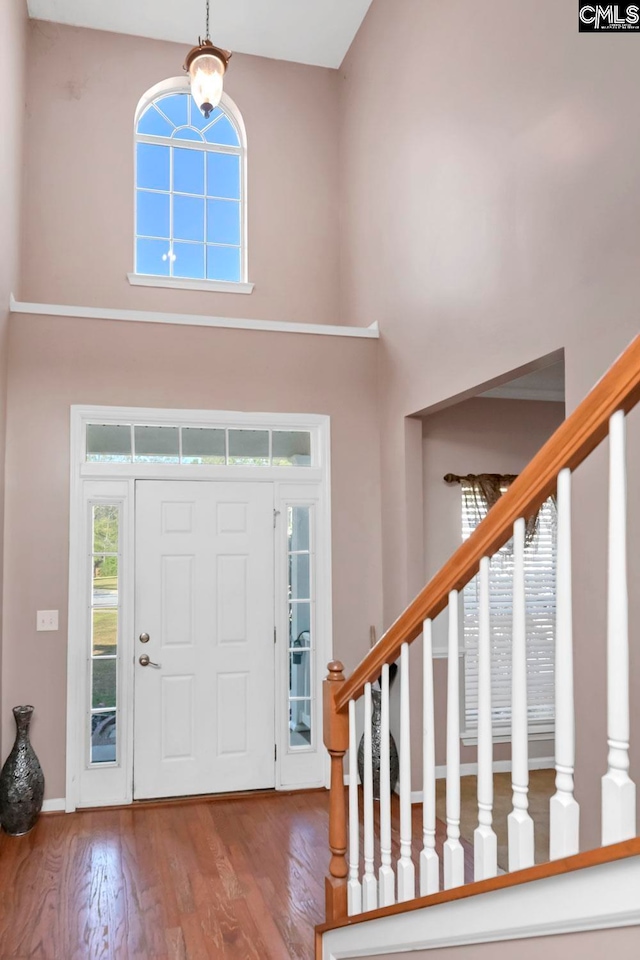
0 792 327 960
0 790 470 960
436 771 555 871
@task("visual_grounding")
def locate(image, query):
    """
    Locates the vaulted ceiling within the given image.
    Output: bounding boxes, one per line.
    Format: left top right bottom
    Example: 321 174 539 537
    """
27 0 373 68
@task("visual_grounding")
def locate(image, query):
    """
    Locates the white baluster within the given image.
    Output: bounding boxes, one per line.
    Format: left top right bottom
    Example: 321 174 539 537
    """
602 410 637 845
378 664 395 906
444 591 465 889
420 619 440 896
508 517 535 871
347 699 362 915
397 642 416 901
362 682 378 911
550 469 580 860
474 558 497 880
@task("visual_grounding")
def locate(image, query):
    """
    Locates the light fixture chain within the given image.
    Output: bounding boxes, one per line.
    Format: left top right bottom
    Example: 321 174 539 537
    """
206 0 210 41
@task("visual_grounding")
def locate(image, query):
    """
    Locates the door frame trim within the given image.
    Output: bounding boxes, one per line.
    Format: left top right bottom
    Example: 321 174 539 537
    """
66 405 332 812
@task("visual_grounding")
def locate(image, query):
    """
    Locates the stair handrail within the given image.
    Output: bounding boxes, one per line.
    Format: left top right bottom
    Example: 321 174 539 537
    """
334 334 640 713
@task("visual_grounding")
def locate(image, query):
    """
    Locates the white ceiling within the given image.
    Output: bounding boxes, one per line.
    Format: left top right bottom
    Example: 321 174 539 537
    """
481 361 565 403
27 0 373 68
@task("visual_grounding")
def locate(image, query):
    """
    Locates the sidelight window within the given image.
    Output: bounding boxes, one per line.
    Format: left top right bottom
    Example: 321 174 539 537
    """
288 505 314 748
89 503 121 764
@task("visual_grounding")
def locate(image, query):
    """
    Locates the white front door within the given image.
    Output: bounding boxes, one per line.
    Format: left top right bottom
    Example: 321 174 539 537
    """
133 480 275 800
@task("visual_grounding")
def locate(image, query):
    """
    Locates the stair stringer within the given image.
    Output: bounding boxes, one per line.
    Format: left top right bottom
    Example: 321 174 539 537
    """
320 854 640 959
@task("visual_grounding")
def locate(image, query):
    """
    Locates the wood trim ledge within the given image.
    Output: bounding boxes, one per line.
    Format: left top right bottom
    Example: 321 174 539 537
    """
9 294 379 340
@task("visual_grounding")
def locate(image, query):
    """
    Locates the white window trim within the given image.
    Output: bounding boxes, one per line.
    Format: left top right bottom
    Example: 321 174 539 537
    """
133 77 253 293
127 273 254 295
66 405 333 811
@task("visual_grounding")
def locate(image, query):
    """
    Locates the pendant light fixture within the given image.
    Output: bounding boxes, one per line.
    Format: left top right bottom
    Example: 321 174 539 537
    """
184 0 232 119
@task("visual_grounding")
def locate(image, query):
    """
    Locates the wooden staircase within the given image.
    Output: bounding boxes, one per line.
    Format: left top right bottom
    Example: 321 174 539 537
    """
316 335 640 957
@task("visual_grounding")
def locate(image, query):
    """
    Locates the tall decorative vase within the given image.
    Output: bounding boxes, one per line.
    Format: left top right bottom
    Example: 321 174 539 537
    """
0 705 45 836
357 689 399 800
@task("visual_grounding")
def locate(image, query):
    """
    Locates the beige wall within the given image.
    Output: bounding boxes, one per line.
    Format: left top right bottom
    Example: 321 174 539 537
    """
372 923 640 960
422 397 565 768
341 0 640 847
2 315 382 798
20 21 342 326
0 0 27 746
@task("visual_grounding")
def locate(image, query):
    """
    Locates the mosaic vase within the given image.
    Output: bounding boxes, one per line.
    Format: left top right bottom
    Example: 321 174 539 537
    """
0 705 45 836
357 689 399 800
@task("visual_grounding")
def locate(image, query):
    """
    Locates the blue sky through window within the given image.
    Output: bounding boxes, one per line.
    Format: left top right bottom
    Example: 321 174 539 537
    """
135 92 243 283
137 238 170 276
207 200 241 245
174 148 205 195
174 242 205 279
174 196 205 242
137 106 173 138
158 93 188 128
206 153 240 199
137 143 170 191
205 116 238 146
137 191 169 238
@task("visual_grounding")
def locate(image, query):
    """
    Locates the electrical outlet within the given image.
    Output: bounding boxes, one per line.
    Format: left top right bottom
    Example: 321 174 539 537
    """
37 610 59 632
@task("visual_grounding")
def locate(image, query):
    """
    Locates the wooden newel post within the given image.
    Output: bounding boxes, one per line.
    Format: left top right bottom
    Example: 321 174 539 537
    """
323 660 349 922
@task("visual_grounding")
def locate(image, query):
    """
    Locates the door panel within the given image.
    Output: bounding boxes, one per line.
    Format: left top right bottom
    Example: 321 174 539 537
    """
134 480 274 799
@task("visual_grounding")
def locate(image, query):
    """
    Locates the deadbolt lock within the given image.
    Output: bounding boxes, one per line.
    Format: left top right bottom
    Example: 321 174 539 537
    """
139 632 150 644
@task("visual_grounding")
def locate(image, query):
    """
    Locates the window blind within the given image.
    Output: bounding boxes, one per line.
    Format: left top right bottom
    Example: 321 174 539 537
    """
462 486 556 734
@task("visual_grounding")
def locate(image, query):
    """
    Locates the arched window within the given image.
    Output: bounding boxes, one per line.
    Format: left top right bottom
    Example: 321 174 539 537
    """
132 79 249 290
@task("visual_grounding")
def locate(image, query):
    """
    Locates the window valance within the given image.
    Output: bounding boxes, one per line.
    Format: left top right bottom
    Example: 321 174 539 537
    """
443 472 554 545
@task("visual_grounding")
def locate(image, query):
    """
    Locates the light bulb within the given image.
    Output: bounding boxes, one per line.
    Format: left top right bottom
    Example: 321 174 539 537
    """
189 50 225 117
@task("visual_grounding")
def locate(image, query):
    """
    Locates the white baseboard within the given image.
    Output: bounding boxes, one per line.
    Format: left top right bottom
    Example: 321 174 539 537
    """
436 756 555 779
349 758 555 800
407 758 555 803
42 798 66 813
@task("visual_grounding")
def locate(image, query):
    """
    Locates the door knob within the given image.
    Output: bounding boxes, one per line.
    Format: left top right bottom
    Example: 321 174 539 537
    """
139 654 160 668
139 633 150 644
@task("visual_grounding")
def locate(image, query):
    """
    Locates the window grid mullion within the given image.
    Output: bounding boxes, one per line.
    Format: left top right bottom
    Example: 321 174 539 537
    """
204 144 209 277
138 186 239 204
136 234 239 251
169 146 175 276
137 132 241 156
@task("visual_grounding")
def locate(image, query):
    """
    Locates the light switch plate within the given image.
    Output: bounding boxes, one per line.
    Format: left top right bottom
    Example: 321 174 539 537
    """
37 610 59 632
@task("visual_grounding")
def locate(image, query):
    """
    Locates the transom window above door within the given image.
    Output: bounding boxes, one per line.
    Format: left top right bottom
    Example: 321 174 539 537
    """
86 421 313 468
132 82 250 292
